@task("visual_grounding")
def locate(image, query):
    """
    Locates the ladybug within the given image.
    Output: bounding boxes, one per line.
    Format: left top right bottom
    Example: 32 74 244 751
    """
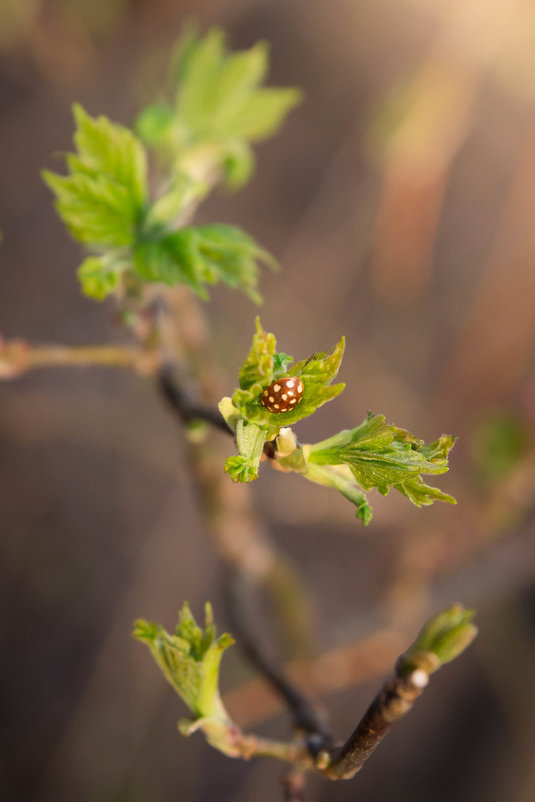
261 377 304 413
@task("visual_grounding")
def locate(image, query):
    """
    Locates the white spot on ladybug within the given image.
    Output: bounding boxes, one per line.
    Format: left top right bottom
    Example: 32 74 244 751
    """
260 376 305 414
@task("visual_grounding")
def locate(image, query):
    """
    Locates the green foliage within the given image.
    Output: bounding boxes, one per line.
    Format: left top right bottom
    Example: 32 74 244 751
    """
306 414 457 505
43 104 147 247
228 317 345 433
275 415 456 524
43 104 277 302
398 605 478 675
219 319 346 482
134 602 234 722
136 25 302 189
224 420 266 482
134 224 275 301
219 321 457 514
77 255 122 300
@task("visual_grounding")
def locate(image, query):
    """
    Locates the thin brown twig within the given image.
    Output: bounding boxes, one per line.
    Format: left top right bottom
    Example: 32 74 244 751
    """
324 667 429 779
158 365 233 435
0 339 160 378
225 567 332 749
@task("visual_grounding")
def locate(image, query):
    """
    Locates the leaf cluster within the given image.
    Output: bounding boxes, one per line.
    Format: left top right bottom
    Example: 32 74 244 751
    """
134 602 233 722
43 106 274 302
278 415 456 525
301 413 457 521
398 605 478 675
42 24 300 303
136 25 302 189
219 318 346 482
220 322 457 522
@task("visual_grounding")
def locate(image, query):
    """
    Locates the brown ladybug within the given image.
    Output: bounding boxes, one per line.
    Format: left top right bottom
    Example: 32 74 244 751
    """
260 377 304 413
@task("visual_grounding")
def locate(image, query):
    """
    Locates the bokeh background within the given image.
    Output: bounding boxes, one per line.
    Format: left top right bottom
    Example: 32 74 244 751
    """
2 0 535 800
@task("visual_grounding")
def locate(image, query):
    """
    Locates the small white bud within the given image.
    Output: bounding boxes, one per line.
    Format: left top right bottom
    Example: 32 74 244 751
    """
410 669 429 688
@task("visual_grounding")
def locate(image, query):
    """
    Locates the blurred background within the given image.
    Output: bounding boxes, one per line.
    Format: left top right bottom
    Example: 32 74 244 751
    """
1 0 535 800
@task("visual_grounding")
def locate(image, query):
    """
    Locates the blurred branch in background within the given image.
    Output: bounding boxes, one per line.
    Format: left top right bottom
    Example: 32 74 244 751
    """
0 337 160 377
434 117 535 421
369 0 525 303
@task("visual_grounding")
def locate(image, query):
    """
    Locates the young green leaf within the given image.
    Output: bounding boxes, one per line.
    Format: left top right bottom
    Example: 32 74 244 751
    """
43 105 148 247
229 318 345 433
42 170 141 247
77 256 121 300
71 104 147 206
398 605 478 675
134 230 210 298
306 414 457 506
135 103 175 147
134 602 234 722
222 139 255 190
275 414 456 524
134 224 274 300
224 420 266 482
222 320 346 483
136 26 302 190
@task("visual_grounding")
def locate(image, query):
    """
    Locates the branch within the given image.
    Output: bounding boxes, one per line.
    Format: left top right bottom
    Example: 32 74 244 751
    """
0 338 159 378
158 365 233 435
226 568 332 750
325 667 429 779
324 605 478 779
182 720 316 770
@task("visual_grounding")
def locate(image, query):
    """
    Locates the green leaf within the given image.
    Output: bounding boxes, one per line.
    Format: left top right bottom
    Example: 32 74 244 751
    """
43 105 148 247
230 318 345 432
307 414 457 507
224 420 266 482
268 337 345 430
193 224 276 301
134 602 234 722
398 605 478 675
138 27 302 188
135 103 175 147
72 104 147 206
274 415 456 524
77 255 121 300
134 225 274 301
134 229 208 297
225 87 303 142
221 139 255 190
218 397 242 434
237 316 277 393
42 170 140 246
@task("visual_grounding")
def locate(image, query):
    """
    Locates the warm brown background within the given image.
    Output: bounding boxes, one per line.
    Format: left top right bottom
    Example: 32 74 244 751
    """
1 1 535 800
